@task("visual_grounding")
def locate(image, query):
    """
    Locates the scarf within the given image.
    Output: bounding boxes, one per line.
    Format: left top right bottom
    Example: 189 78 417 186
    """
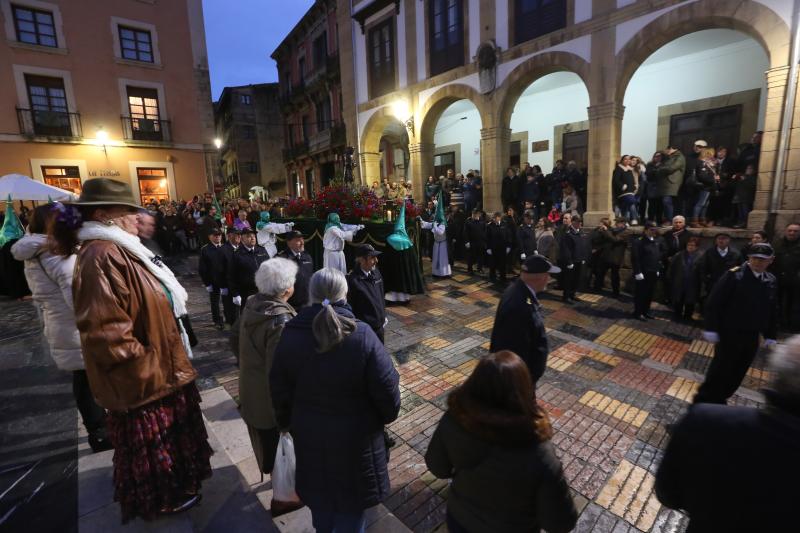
78 221 193 357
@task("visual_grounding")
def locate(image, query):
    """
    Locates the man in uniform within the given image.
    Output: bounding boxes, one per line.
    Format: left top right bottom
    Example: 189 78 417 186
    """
276 230 314 309
632 221 663 320
346 244 387 343
199 228 231 330
694 243 778 404
698 232 741 300
490 255 561 384
559 215 591 303
463 208 487 275
486 211 512 283
229 227 269 307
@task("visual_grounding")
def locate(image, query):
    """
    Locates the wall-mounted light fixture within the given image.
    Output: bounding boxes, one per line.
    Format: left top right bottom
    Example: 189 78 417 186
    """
96 128 109 155
213 137 222 149
391 100 414 136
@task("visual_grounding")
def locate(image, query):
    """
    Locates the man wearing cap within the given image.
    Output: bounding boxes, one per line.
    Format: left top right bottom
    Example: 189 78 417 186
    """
559 215 591 303
346 244 388 343
698 232 741 300
199 228 232 330
694 243 778 404
490 255 561 383
632 222 664 320
276 230 314 309
220 227 241 325
229 227 269 307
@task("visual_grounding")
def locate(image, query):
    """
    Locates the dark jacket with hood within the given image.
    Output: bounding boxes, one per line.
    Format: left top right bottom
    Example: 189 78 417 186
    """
269 302 401 512
425 410 577 533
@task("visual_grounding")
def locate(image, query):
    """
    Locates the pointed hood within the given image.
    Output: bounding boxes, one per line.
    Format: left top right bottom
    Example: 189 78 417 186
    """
0 195 24 247
325 212 343 232
434 191 446 226
212 195 223 220
256 210 270 230
387 201 413 251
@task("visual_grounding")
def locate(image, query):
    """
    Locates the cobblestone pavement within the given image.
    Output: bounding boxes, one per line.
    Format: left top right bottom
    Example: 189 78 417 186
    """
1 254 771 532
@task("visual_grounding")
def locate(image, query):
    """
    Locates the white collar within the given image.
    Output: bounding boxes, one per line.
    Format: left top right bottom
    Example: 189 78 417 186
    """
717 247 729 256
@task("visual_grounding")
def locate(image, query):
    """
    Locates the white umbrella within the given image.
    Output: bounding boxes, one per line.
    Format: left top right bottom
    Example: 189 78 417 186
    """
0 173 76 202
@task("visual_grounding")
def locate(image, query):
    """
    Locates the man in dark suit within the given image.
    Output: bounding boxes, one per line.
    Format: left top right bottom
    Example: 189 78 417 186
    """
220 227 241 326
655 334 799 532
199 228 232 329
486 211 512 283
346 244 387 343
490 255 561 383
698 232 742 299
463 209 487 275
632 221 663 320
276 230 314 309
229 227 269 307
694 243 778 404
559 215 591 303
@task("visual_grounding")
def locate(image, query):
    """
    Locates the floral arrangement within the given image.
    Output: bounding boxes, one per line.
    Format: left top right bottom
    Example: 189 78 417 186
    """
314 184 382 221
286 196 314 217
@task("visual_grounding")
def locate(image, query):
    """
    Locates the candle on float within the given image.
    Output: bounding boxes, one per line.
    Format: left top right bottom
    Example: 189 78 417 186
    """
386 209 392 222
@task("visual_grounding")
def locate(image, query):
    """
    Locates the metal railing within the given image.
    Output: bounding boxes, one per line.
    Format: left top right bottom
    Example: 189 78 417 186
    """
120 116 172 142
17 107 82 138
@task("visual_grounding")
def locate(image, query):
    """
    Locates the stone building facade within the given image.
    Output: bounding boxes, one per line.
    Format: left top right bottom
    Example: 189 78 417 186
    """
336 0 798 230
0 0 217 204
214 83 285 199
272 0 346 199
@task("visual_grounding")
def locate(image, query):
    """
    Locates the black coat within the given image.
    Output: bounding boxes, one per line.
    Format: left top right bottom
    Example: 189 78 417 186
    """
663 228 693 258
486 221 512 253
490 279 548 382
276 248 314 309
699 247 742 294
520 177 540 204
667 250 700 305
559 228 591 265
198 243 228 289
517 224 537 256
228 245 269 298
612 166 636 199
464 218 487 248
655 402 800 533
425 412 577 533
631 236 662 274
346 267 386 333
270 303 400 512
501 175 518 206
704 263 778 338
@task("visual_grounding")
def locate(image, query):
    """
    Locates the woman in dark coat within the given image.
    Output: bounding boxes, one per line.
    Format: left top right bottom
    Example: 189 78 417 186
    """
667 237 701 321
425 350 577 533
270 268 401 532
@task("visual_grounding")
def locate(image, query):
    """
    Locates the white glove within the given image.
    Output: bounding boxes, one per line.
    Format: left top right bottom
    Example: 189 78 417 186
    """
220 288 229 296
506 247 511 254
486 249 492 255
465 242 471 249
567 264 574 270
359 225 365 231
635 273 644 281
287 222 295 227
520 253 526 260
205 285 213 293
702 331 720 343
656 271 660 277
232 295 242 306
622 184 628 191
383 317 389 327
764 339 777 348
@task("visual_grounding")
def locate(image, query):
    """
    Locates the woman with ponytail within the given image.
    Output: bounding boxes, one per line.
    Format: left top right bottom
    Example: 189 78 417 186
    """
270 268 400 532
55 178 211 522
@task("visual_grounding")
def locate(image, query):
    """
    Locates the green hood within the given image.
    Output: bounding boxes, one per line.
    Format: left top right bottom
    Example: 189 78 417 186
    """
0 195 24 247
434 191 446 226
325 212 343 232
256 210 270 230
387 201 413 251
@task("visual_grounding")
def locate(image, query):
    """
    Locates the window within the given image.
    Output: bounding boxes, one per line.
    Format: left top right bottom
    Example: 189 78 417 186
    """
433 152 455 179
25 74 71 136
12 4 56 47
298 57 306 85
240 94 251 105
41 166 81 194
368 18 395 98
316 97 331 132
245 161 258 174
514 0 566 46
562 130 588 170
302 116 310 141
429 0 464 76
137 167 169 204
119 25 153 62
313 32 328 69
242 125 256 139
127 86 162 141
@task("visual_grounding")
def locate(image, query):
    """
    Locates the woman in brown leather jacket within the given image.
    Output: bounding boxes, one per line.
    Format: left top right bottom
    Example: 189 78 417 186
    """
51 178 212 522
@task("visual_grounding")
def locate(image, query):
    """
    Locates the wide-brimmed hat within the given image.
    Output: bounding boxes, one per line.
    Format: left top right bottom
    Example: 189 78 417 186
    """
69 178 141 210
284 230 304 241
354 244 382 258
521 254 560 274
747 243 774 259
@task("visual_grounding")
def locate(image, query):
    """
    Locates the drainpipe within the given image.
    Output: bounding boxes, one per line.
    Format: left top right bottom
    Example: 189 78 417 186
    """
350 0 362 184
768 0 800 235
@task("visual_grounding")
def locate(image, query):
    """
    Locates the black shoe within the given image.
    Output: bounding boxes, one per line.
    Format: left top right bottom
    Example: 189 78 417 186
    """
215 321 225 331
643 313 656 320
88 434 113 453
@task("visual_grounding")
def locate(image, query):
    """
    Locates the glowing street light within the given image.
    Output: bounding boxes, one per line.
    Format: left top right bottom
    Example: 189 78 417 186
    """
213 137 222 149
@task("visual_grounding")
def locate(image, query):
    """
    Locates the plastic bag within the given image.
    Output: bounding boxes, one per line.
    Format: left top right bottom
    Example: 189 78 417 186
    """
271 433 303 516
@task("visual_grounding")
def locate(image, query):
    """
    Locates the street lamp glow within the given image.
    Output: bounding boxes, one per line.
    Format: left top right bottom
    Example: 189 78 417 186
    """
96 129 109 143
213 137 222 149
391 100 411 122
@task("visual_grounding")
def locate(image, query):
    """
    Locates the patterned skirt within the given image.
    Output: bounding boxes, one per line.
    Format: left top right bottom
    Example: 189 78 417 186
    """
106 382 213 523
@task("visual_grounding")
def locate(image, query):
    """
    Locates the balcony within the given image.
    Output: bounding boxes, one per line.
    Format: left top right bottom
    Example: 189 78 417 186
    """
17 108 82 139
121 116 172 143
282 141 309 161
309 123 346 154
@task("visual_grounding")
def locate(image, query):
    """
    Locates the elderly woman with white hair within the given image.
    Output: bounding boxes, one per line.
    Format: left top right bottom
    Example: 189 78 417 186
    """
270 268 400 532
233 257 298 477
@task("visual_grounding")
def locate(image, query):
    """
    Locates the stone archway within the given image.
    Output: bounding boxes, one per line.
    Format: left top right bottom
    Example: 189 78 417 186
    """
359 106 407 188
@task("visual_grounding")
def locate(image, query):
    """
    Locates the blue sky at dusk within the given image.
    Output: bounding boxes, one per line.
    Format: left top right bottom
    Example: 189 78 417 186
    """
203 0 315 100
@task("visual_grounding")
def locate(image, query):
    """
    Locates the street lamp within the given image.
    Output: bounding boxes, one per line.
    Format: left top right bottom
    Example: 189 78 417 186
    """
213 137 222 149
96 128 109 155
391 99 414 135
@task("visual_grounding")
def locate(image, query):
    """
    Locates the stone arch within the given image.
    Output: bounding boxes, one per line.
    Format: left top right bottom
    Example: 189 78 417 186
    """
496 51 592 127
359 106 404 155
417 83 488 147
614 0 791 104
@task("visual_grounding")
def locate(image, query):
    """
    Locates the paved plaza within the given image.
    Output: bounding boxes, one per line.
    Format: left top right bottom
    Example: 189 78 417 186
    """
1 254 772 532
